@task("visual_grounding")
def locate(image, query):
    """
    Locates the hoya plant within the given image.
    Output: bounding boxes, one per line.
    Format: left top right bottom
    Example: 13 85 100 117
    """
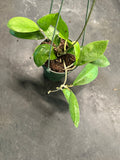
7 0 110 127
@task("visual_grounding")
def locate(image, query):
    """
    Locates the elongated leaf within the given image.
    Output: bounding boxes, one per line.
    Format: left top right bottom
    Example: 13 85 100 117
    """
7 17 40 33
74 42 81 66
37 13 69 39
9 30 45 40
78 40 109 65
73 63 98 86
33 44 57 67
62 88 71 103
69 90 80 128
91 55 110 67
62 89 80 128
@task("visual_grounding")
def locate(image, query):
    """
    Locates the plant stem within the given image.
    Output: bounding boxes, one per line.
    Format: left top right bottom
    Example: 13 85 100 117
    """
48 88 60 94
63 61 67 85
81 0 90 47
49 0 54 14
73 0 96 46
66 63 74 69
67 65 76 71
48 0 64 70
64 40 67 53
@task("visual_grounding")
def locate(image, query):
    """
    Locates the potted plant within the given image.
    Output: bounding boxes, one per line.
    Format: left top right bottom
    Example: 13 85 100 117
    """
7 0 110 128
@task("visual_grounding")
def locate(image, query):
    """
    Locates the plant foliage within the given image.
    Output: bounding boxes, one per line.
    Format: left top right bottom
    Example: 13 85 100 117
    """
7 11 110 128
63 89 80 128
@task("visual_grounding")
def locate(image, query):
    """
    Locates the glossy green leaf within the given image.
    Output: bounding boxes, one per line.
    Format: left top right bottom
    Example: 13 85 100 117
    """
67 39 73 45
53 35 61 46
7 17 40 33
33 44 57 67
9 30 45 40
66 46 75 55
78 40 109 65
66 41 75 55
91 55 110 67
74 42 81 66
37 14 55 30
62 88 71 103
69 90 80 128
44 26 58 41
62 89 80 128
73 63 98 86
37 13 69 39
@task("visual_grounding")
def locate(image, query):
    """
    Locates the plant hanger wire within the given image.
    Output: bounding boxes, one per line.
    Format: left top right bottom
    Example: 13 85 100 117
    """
47 0 96 71
47 0 64 71
81 0 90 47
49 0 54 14
73 0 96 46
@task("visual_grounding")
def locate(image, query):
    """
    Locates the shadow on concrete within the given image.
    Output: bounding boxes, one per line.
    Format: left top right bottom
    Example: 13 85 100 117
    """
8 72 70 116
7 60 84 117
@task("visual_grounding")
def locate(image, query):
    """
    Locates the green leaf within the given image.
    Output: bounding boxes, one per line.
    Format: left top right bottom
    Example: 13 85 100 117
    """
73 63 98 86
74 42 81 66
7 17 40 33
9 30 45 40
62 88 71 103
53 35 61 46
62 89 80 128
37 13 69 39
44 26 58 41
69 90 80 128
91 55 110 67
33 44 57 67
67 39 73 45
37 14 55 30
66 47 75 55
66 40 75 55
78 40 109 65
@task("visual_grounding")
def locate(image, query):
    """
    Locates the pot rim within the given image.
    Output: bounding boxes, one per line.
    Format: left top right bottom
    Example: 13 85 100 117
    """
42 64 76 75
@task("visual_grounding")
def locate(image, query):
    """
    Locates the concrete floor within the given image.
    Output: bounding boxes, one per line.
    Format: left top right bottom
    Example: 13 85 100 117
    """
0 0 120 160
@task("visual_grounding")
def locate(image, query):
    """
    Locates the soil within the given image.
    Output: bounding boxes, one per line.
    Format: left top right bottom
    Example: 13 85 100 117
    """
42 39 75 72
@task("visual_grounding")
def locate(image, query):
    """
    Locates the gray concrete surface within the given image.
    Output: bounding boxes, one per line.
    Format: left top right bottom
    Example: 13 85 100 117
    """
0 0 120 160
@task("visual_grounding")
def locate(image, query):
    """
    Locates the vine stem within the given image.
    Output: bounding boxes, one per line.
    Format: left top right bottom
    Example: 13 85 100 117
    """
63 61 67 85
48 0 64 70
48 88 60 94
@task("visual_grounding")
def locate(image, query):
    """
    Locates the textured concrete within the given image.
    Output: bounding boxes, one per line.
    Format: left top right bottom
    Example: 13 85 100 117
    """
0 0 120 160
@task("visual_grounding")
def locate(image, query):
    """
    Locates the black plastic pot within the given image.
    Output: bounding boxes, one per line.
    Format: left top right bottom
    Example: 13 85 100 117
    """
42 65 76 82
42 65 65 81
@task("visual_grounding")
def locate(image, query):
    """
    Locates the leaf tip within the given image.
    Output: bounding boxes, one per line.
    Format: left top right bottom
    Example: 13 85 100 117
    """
74 121 79 128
